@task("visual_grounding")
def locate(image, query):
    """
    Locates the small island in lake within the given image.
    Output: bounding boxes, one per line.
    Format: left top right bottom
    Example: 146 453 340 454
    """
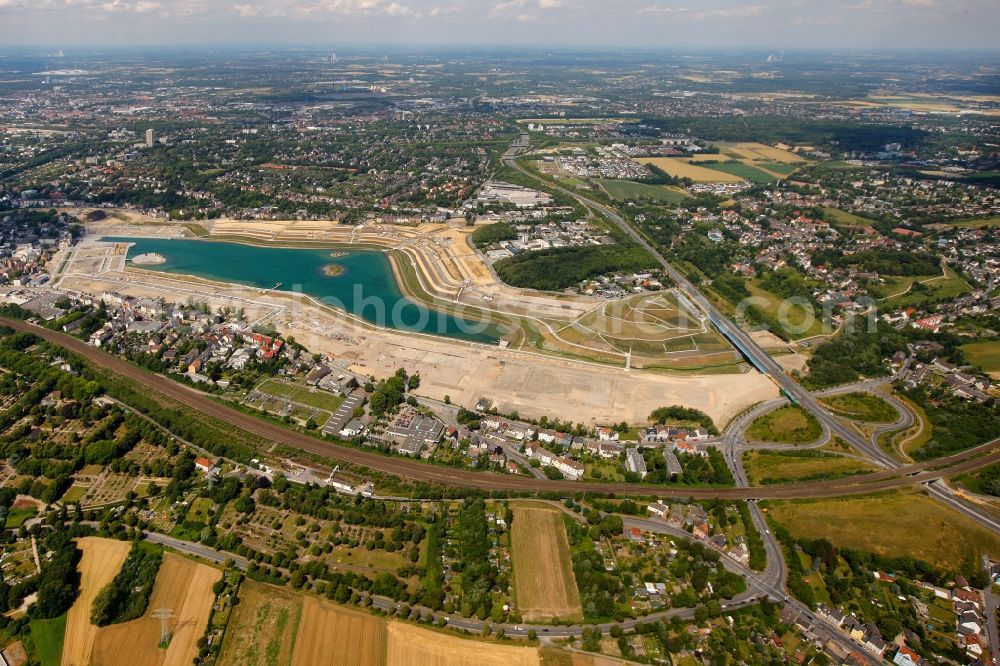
323 263 346 277
329 251 348 258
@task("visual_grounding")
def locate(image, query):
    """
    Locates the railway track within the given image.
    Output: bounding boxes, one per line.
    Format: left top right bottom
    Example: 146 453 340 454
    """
3 316 998 500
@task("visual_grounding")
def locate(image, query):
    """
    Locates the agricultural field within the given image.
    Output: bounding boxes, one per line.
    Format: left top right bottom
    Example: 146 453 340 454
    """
594 179 689 203
632 157 744 183
744 450 876 486
746 405 823 444
700 162 778 184
766 490 1000 570
290 596 386 666
962 340 1000 378
89 553 221 666
820 392 899 423
510 502 583 622
386 621 539 666
716 142 805 164
218 581 303 666
61 537 131 666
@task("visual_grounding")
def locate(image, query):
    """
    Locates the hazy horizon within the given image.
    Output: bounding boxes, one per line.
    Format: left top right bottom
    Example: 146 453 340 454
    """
2 0 999 51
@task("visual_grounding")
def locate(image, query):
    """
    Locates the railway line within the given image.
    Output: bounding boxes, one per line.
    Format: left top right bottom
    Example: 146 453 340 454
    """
3 315 999 501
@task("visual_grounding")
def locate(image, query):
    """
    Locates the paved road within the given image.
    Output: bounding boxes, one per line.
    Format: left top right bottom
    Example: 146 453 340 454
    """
4 316 1000 501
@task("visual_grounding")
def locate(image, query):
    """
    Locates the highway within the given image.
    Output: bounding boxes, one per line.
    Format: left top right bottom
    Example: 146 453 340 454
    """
503 139 896 467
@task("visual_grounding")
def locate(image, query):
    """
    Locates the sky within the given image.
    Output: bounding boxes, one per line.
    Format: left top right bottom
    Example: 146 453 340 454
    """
1 0 998 49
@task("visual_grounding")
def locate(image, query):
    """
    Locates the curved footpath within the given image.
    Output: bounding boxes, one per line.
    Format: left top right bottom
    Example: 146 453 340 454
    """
3 316 999 501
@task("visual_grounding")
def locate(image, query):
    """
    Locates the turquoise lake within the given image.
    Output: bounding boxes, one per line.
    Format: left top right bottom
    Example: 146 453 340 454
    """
103 237 500 344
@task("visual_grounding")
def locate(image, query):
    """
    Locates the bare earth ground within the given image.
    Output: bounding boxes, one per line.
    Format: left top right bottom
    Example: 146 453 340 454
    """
55 220 778 426
89 553 221 666
386 621 539 666
61 537 130 666
510 502 583 622
290 596 386 666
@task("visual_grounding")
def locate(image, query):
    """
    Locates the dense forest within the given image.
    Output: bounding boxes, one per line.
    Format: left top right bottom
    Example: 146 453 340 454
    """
494 245 657 290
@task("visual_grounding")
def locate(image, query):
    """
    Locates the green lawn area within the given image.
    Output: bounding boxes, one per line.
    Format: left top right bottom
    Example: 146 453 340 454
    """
185 497 215 524
962 340 1000 375
256 379 344 413
701 161 779 183
820 392 899 423
877 266 971 309
747 405 823 444
745 450 876 485
745 281 825 339
29 614 66 666
766 489 1000 570
4 506 37 529
60 484 88 503
819 206 877 227
756 161 802 176
950 215 1000 228
595 178 689 203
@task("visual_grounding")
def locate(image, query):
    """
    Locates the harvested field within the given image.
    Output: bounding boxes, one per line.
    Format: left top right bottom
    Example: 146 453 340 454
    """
386 621 539 666
89 553 221 666
290 596 386 666
217 581 303 666
510 502 582 622
61 537 130 666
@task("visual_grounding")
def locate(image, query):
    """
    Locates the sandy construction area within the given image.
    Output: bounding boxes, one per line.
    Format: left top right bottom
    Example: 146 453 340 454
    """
58 228 779 427
90 553 221 666
386 622 539 666
61 537 131 666
510 503 582 622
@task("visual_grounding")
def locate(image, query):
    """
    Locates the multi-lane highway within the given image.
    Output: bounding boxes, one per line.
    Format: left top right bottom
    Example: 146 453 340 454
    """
502 139 896 467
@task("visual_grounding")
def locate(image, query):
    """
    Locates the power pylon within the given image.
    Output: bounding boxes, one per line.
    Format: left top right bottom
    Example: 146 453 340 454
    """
152 608 174 645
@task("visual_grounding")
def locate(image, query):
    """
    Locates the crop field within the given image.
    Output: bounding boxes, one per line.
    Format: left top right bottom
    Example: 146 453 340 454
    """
291 596 386 666
595 179 689 203
61 537 131 666
700 162 778 184
961 340 1000 378
746 405 823 444
744 450 876 485
767 490 1000 569
30 616 66 666
717 142 805 164
386 621 539 666
510 502 583 622
820 392 899 423
633 157 744 183
218 581 303 666
89 553 221 666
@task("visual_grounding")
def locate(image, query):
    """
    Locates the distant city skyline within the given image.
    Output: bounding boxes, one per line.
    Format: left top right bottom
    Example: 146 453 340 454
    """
1 0 999 50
